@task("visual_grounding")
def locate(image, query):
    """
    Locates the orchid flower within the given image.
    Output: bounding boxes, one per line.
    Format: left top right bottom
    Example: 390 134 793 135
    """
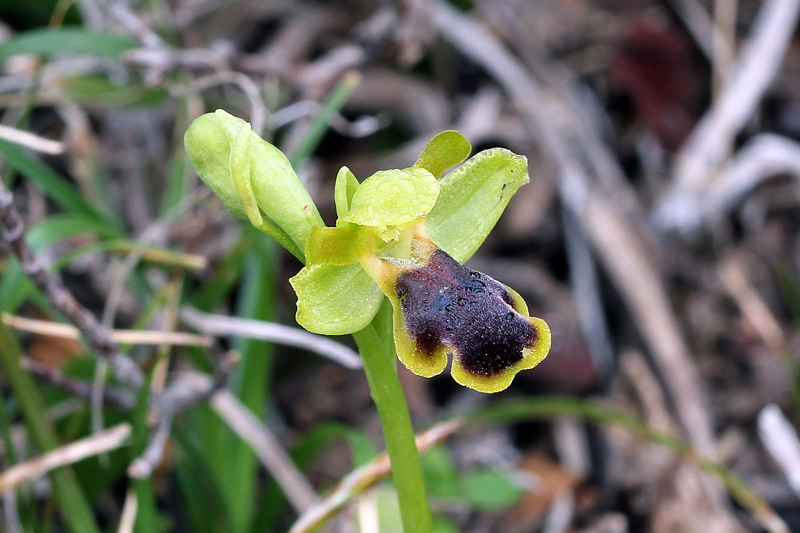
185 110 551 393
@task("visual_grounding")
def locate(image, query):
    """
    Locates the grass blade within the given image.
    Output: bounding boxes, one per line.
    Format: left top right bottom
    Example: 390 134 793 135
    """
0 28 135 60
0 324 100 533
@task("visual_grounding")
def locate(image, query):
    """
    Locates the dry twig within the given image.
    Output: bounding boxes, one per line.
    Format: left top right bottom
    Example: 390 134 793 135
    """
19 357 136 410
658 0 800 233
0 184 145 390
180 307 363 369
758 404 800 499
0 424 131 495
0 124 63 154
2 312 212 348
288 419 462 533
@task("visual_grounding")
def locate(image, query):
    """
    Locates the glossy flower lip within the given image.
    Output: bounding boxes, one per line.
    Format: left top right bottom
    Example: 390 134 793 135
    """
359 227 551 393
395 249 551 392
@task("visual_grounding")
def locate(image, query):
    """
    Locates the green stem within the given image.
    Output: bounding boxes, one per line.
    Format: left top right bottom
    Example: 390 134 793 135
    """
353 302 433 533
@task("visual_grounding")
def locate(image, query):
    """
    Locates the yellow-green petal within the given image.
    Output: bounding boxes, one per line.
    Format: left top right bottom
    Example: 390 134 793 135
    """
334 166 360 222
414 130 472 178
427 148 529 263
290 262 383 335
342 168 439 228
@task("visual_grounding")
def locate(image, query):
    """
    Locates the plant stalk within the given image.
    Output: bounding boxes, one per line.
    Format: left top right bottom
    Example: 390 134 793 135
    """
353 302 433 533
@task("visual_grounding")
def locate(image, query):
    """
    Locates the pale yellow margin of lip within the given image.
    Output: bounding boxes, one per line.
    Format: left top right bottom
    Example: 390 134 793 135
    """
392 302 450 378
451 316 552 394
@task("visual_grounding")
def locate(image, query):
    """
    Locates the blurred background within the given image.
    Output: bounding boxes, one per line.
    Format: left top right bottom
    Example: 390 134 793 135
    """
1 0 800 531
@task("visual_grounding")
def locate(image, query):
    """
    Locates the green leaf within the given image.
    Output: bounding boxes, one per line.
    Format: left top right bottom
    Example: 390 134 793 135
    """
131 371 161 533
334 166 359 222
0 28 135 61
288 72 360 168
343 168 439 228
421 447 461 499
26 213 120 248
0 325 101 533
173 423 233 533
414 130 472 178
427 148 529 262
59 75 169 108
462 468 524 510
289 262 383 335
224 231 277 533
0 140 106 220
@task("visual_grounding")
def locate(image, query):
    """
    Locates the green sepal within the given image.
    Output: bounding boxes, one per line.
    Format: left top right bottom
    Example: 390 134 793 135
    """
305 226 359 266
228 120 262 227
414 130 472 178
184 112 248 220
342 168 439 228
289 262 383 335
426 148 529 263
334 166 360 223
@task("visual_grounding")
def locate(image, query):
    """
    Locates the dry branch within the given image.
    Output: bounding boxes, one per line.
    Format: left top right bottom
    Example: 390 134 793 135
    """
658 0 800 232
20 357 136 410
2 312 212 348
180 307 363 369
0 424 131 495
0 125 63 154
0 185 145 390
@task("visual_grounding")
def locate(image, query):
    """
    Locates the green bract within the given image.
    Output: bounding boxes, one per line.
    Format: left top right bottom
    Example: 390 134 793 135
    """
185 116 551 393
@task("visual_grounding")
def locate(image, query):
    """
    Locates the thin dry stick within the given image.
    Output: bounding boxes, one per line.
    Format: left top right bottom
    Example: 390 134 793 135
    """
2 312 213 348
660 0 800 230
0 424 131 494
20 357 136 410
288 420 462 533
117 489 138 533
210 387 317 513
712 0 737 99
719 256 786 354
180 307 363 369
192 72 266 135
100 186 211 336
1 486 22 533
127 415 171 479
703 134 800 221
758 404 800 499
666 0 733 64
0 124 63 154
125 350 236 479
0 185 145 390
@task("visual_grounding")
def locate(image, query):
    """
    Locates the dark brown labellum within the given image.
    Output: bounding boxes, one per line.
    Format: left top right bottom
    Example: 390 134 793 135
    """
395 249 538 376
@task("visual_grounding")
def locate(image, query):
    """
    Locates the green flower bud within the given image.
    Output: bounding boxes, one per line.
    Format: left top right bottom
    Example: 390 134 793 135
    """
185 109 324 261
